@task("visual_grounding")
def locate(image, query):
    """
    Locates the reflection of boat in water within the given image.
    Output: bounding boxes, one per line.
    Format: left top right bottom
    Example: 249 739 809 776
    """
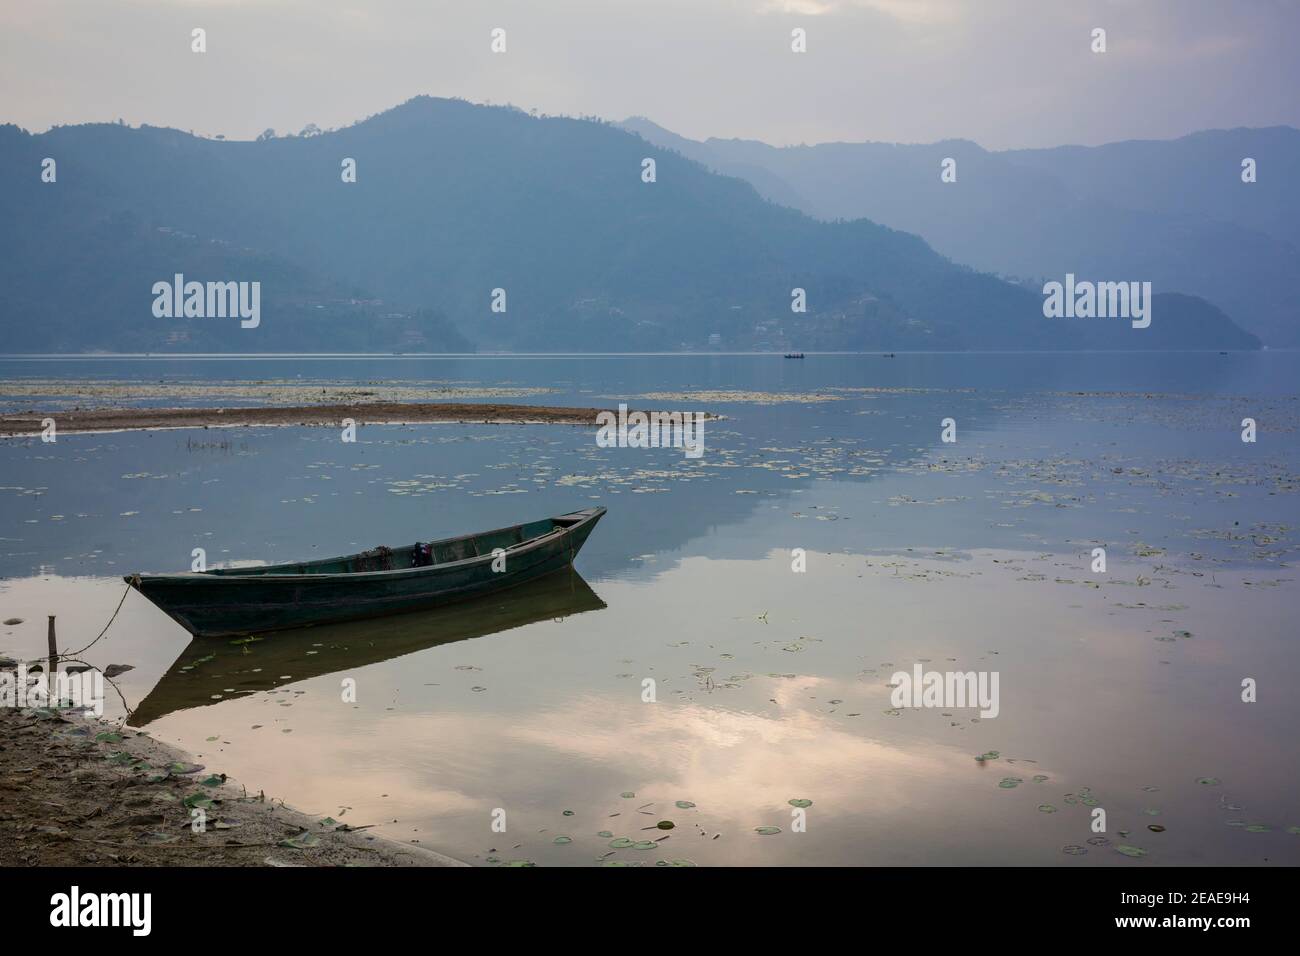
128 568 606 727
127 508 605 638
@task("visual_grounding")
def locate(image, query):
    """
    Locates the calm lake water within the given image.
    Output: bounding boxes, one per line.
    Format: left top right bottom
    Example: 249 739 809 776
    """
2 352 1298 865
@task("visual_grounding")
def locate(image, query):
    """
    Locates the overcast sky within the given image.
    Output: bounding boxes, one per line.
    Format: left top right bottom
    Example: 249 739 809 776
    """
3 0 1297 149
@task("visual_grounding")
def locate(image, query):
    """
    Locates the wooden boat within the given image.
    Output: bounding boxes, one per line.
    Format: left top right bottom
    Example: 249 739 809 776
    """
126 507 606 638
128 568 606 726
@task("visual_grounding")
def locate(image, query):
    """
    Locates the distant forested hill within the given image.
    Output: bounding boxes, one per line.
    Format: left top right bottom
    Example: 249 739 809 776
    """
620 117 1295 346
0 98 1261 352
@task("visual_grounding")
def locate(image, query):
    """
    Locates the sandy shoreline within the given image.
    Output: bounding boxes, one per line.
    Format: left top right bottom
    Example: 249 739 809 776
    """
0 704 466 867
0 401 612 436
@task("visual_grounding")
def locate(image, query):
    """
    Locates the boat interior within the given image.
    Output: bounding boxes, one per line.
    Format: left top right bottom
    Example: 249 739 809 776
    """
206 515 579 577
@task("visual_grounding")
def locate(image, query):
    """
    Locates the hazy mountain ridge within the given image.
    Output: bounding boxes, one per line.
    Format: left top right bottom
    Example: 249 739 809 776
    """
0 99 1260 352
619 118 1295 346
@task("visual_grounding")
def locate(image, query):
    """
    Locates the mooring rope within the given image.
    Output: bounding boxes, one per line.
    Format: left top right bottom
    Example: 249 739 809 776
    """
60 575 139 659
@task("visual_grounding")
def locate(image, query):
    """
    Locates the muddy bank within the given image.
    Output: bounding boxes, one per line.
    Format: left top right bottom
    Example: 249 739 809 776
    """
0 401 613 436
0 705 465 867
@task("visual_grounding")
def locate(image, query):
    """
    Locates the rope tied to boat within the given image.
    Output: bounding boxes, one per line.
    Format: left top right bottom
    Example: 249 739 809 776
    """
60 575 139 660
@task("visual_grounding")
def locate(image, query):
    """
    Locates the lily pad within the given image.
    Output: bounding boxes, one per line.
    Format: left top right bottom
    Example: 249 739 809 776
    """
1115 845 1148 858
279 831 320 850
674 800 696 810
754 826 782 835
998 777 1022 789
787 798 813 808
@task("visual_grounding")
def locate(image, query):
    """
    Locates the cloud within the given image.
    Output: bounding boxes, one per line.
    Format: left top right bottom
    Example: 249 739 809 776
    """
758 0 962 24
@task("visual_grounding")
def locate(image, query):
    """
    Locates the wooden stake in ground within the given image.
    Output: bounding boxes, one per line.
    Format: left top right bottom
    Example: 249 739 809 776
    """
47 615 57 683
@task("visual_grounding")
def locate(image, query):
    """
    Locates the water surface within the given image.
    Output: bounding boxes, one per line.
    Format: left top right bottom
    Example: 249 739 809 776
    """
2 353 1297 865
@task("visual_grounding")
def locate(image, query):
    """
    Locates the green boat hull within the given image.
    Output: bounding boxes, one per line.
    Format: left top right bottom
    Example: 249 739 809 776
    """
126 507 605 638
128 568 606 726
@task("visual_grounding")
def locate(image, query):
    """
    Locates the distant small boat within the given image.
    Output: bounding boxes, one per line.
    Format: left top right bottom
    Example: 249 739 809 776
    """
784 352 805 359
127 508 606 638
